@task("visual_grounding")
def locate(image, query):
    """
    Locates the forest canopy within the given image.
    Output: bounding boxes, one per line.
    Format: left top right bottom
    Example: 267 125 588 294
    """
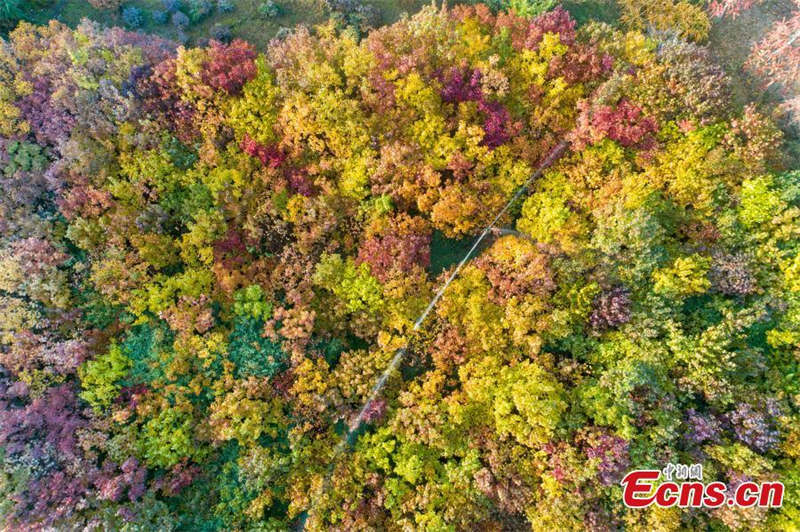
0 4 799 530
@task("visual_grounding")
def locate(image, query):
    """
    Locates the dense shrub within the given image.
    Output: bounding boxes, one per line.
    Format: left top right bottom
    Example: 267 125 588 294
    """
258 0 282 18
152 9 168 24
171 9 189 28
217 0 234 12
209 23 232 42
274 25 292 39
0 0 23 31
326 0 380 31
619 0 711 42
187 0 213 22
121 5 145 28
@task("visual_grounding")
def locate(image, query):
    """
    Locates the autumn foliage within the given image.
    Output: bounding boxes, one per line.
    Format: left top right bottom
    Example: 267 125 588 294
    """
0 5 798 531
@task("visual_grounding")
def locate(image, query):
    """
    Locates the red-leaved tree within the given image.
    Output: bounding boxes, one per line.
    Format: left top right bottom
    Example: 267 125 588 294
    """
746 2 800 121
707 0 765 18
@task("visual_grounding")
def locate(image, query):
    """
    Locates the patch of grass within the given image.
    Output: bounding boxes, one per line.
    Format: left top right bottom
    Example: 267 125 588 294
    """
372 0 431 25
428 230 476 276
562 0 618 25
184 0 327 48
16 0 106 28
21 0 470 47
20 0 606 47
18 0 321 47
20 0 440 47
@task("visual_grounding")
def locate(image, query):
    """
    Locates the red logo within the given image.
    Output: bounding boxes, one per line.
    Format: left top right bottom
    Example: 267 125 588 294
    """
621 469 783 509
